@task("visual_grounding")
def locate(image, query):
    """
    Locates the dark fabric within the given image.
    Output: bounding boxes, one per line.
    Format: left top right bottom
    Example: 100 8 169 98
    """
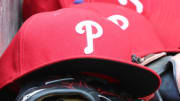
147 56 180 101
159 69 180 101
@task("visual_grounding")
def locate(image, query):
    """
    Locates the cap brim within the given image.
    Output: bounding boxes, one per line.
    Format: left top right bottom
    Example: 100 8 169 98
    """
15 56 160 98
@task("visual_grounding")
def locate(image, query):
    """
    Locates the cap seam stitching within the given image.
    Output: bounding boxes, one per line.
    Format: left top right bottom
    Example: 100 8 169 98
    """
19 15 38 75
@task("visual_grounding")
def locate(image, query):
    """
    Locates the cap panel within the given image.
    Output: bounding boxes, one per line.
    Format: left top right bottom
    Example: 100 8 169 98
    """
0 34 20 86
71 3 165 56
144 0 180 49
0 15 38 89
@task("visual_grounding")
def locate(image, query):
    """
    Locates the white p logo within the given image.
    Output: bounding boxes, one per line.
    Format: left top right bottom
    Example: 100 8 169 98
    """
75 20 103 54
118 0 143 13
107 15 129 30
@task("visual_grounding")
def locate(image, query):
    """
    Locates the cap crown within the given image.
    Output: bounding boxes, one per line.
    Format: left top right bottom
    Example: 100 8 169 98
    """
0 8 133 89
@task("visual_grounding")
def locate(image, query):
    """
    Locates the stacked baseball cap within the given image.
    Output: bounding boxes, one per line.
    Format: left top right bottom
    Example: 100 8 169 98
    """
91 0 180 50
23 0 84 20
23 0 180 50
94 0 180 50
0 7 162 98
23 0 60 21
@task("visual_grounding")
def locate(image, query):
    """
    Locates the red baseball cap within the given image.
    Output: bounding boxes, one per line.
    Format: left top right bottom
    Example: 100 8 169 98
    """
22 0 124 20
0 8 160 98
23 0 59 21
22 0 121 21
23 0 85 20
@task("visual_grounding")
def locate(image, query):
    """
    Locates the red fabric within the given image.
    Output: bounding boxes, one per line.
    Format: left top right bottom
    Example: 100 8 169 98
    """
110 0 180 50
57 0 74 8
140 93 155 101
71 3 165 57
23 0 60 21
0 8 161 98
86 0 180 49
23 0 89 21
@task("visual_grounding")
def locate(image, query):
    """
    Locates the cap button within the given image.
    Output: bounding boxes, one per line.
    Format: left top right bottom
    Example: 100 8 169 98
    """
74 0 84 4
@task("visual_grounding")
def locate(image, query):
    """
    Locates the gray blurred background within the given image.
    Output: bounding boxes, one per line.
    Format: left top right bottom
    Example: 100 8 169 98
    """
0 0 22 56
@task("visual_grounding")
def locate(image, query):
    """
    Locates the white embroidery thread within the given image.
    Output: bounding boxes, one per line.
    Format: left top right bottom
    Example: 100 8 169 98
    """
118 0 128 5
76 20 103 54
108 15 129 30
118 0 143 13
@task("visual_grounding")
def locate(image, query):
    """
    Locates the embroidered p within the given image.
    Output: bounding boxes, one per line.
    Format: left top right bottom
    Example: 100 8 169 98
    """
75 20 103 54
